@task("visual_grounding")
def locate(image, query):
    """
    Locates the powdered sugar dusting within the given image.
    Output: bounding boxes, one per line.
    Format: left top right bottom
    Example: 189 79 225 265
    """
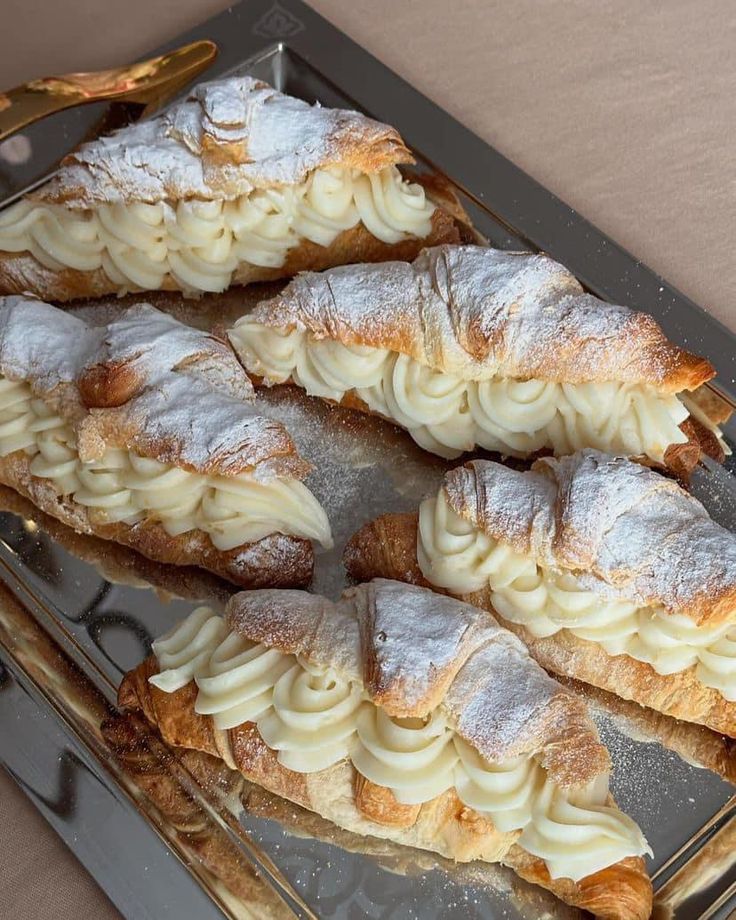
225 579 606 785
34 76 413 208
254 244 711 390
0 294 307 479
447 450 736 623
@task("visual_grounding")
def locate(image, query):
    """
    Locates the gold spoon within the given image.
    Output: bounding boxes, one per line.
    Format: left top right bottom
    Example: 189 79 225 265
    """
0 40 218 144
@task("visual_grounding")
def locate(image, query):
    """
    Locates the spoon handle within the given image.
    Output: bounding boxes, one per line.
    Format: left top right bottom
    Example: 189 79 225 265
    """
0 40 217 144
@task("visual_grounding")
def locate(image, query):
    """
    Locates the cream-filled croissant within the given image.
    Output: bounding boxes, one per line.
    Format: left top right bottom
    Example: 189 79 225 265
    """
229 244 729 475
345 450 736 736
0 77 458 301
0 295 331 586
119 580 652 919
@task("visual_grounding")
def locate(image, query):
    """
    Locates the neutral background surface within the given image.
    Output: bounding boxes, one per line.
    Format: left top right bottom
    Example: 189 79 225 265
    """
0 0 734 917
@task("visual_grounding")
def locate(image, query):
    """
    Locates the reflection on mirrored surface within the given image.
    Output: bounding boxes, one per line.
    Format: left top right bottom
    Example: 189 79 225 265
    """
0 13 735 918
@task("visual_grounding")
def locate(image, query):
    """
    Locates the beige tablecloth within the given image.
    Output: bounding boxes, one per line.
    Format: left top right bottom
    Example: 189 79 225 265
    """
1 1 734 917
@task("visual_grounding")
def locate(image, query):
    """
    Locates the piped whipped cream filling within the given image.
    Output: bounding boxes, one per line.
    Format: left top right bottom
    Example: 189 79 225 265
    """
229 321 696 463
149 606 651 882
0 166 435 294
0 377 332 550
418 491 736 700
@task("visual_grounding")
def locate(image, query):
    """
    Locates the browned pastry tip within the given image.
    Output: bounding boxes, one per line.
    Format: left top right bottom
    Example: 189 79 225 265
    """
504 848 652 920
118 657 220 759
344 511 426 586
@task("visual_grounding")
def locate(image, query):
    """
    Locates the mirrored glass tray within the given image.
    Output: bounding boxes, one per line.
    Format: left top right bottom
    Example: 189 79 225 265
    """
1 2 735 918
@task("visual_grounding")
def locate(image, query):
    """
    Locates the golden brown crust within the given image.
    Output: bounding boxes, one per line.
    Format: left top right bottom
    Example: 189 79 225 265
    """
0 451 314 589
354 775 421 828
344 511 736 737
36 77 416 208
0 203 458 303
504 848 651 920
249 244 714 394
119 652 652 920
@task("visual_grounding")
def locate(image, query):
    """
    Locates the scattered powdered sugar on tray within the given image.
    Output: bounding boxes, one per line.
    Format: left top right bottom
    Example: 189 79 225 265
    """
255 384 447 597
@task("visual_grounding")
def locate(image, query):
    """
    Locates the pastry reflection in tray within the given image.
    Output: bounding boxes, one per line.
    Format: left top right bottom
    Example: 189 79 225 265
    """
103 710 583 920
557 677 736 786
0 485 233 606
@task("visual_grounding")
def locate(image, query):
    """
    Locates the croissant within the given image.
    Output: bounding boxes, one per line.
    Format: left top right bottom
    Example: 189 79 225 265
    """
118 579 653 919
228 243 729 475
0 76 459 302
0 294 332 586
345 449 736 735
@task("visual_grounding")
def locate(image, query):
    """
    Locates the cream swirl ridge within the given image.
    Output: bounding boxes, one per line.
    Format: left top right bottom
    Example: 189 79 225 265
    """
0 375 333 551
352 707 458 804
419 491 736 700
0 166 435 295
150 607 228 693
519 775 651 882
228 322 695 464
150 608 650 881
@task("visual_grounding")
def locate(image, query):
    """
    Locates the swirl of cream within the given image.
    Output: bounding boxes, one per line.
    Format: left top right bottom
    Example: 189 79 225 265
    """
557 382 689 462
351 706 458 805
200 476 333 550
294 336 391 399
418 493 536 594
195 633 295 729
0 200 103 272
0 378 37 457
228 320 303 383
293 168 359 246
383 355 467 427
469 378 563 456
453 736 544 832
518 774 651 881
150 606 228 692
368 357 475 457
0 166 434 294
28 401 79 494
123 453 206 536
257 659 364 772
353 167 434 244
696 632 736 701
492 571 640 643
230 188 300 268
168 201 239 292
72 449 142 524
622 610 719 675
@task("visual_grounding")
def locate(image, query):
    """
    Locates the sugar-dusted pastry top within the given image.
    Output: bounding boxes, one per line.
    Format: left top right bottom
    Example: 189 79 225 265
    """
240 245 714 392
230 244 723 464
0 77 441 297
0 295 332 550
419 483 736 703
0 295 302 478
145 582 651 881
439 450 736 627
27 76 414 207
